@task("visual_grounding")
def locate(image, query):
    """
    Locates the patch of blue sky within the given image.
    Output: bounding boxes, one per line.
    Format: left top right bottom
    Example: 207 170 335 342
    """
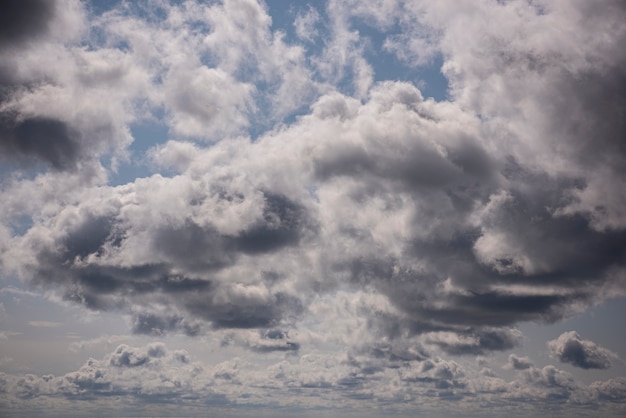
0 162 47 237
264 1 302 38
350 19 449 101
5 214 34 237
243 2 325 138
106 109 169 186
86 0 123 16
266 1 449 101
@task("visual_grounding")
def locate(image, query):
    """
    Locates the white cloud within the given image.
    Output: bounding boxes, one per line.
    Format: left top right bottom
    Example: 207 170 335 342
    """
294 5 320 42
1 0 625 415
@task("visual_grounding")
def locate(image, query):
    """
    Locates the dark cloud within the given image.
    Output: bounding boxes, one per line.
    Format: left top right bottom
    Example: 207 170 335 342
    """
234 193 314 254
347 340 429 376
477 163 626 285
131 311 201 337
109 344 152 368
186 290 303 329
62 215 114 260
0 8 625 418
0 115 82 170
228 329 301 353
335 154 626 344
153 193 314 271
312 97 497 197
20 189 311 332
548 331 618 370
152 221 237 273
424 328 522 356
507 354 533 371
0 0 55 47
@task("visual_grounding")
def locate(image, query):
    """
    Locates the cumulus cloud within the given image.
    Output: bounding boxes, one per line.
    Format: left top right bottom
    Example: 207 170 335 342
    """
0 342 625 416
506 354 533 371
548 331 619 370
0 1 86 170
0 0 626 414
0 1 142 172
3 47 626 348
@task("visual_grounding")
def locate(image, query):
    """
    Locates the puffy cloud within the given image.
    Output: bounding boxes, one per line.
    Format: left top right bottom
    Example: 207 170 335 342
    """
548 331 619 370
0 342 211 409
506 354 533 371
2 172 314 329
3 74 625 349
0 116 80 170
1 0 626 414
0 342 625 416
0 1 91 171
591 378 626 403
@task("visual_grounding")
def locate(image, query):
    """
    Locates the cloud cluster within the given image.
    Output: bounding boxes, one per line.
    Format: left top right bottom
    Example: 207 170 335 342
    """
548 331 619 370
0 0 142 175
0 3 625 415
0 342 625 416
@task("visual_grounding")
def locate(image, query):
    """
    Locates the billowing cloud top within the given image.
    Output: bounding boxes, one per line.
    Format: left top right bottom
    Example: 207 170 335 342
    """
0 0 625 416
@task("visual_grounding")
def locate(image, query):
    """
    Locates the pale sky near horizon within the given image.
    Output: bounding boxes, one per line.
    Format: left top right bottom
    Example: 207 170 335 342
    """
1 1 625 417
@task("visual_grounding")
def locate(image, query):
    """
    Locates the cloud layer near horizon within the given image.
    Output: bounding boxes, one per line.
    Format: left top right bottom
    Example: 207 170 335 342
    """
0 0 625 416
1 341 625 416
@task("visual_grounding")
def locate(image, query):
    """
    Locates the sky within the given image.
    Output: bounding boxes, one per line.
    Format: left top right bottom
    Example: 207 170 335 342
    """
0 0 625 416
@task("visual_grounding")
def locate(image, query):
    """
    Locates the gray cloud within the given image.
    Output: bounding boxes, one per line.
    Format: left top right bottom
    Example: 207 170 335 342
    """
0 115 81 170
222 329 301 353
12 185 312 332
548 331 618 370
423 328 522 356
0 341 625 416
5 70 625 347
507 354 533 371
0 1 86 171
131 311 201 337
0 0 55 47
591 378 626 403
0 7 625 417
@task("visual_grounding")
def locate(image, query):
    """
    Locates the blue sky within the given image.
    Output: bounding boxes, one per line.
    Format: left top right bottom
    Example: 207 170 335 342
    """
1 0 625 416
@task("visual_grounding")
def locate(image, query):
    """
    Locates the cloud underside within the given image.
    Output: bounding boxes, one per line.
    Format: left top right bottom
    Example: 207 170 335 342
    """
0 0 625 410
0 342 625 416
549 331 618 370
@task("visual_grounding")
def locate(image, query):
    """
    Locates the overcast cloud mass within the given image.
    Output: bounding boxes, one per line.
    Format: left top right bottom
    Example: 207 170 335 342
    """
0 0 625 416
